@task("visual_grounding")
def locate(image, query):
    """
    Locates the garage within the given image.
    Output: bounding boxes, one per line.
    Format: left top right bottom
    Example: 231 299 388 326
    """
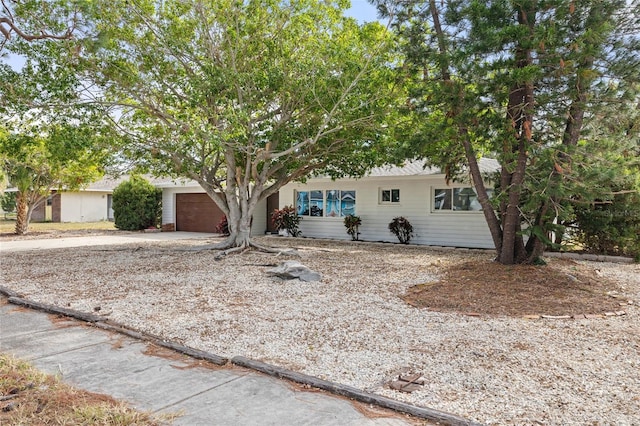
175 193 225 232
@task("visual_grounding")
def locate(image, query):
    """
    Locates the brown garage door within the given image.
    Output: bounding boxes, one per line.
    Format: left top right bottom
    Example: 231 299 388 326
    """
175 193 225 233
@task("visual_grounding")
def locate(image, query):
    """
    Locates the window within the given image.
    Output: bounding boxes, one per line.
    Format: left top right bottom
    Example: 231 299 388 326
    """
297 190 356 217
340 190 356 216
310 190 324 216
432 187 487 212
296 191 310 216
380 188 400 204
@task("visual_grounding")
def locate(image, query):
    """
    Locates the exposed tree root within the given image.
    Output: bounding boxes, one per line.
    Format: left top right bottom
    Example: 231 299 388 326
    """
173 238 299 258
249 241 299 257
181 240 233 252
213 245 250 260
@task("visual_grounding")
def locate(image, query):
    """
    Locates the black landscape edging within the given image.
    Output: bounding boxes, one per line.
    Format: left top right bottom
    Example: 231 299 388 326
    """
0 285 20 298
231 355 484 426
95 321 228 366
3 294 229 366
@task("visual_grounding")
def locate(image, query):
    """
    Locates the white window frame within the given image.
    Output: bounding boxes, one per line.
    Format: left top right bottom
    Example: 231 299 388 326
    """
431 186 486 213
379 188 400 205
295 189 356 218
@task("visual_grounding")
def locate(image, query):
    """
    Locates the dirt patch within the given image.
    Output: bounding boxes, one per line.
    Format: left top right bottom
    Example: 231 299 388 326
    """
403 259 626 317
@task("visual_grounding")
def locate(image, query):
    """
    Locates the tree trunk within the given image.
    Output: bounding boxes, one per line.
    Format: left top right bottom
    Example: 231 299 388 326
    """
497 3 537 265
461 134 503 256
14 192 29 235
226 203 253 249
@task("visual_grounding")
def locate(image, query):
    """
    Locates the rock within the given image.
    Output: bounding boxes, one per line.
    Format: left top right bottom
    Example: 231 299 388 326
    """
267 261 322 282
541 315 572 320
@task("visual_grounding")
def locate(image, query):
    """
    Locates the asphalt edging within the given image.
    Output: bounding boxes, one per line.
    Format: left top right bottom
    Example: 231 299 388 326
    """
1 287 482 426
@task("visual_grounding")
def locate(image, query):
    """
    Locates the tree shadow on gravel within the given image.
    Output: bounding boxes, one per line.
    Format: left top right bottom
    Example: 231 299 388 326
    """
403 259 628 317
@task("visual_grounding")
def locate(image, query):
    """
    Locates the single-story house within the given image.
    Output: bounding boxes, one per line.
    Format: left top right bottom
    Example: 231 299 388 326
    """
157 179 271 235
278 158 499 249
157 159 499 248
12 176 121 223
18 175 162 223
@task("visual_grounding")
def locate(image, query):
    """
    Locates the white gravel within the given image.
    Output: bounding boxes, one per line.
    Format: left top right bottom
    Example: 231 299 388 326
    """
1 236 638 425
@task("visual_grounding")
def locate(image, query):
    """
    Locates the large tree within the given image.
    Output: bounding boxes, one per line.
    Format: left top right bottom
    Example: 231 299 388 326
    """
75 0 397 252
376 0 640 264
0 120 108 234
1 0 81 51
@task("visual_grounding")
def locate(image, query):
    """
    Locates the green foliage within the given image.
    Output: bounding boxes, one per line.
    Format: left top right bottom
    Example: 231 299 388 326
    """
271 206 301 237
56 0 400 248
343 214 362 241
573 192 640 258
388 216 413 244
0 191 16 213
0 121 108 234
111 176 161 231
376 0 640 263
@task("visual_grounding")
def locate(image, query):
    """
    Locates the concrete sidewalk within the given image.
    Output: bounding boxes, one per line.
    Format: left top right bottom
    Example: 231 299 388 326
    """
0 299 415 426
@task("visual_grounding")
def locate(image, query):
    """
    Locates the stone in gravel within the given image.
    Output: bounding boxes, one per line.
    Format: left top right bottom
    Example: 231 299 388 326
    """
267 261 322 282
584 314 604 319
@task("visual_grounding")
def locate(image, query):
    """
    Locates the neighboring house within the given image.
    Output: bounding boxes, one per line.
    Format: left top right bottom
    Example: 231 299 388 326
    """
157 179 270 235
27 176 127 223
278 158 500 249
21 175 166 223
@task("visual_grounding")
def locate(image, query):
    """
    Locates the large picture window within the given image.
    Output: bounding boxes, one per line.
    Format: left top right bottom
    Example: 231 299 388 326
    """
297 190 356 217
433 187 487 212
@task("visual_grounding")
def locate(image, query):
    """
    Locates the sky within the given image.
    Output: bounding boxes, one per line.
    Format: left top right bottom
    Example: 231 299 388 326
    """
346 0 381 23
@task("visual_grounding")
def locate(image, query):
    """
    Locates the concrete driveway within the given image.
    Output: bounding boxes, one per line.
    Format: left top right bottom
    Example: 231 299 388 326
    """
0 232 217 253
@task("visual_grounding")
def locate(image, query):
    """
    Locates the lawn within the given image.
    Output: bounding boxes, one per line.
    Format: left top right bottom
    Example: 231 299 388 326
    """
0 220 116 234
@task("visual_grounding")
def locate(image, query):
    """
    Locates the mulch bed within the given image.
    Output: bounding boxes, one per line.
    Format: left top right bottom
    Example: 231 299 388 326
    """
403 259 625 317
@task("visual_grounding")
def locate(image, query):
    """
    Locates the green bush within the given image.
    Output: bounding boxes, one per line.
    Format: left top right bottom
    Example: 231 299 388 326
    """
343 214 361 241
112 176 162 231
389 216 413 244
0 192 16 216
271 205 301 237
573 191 640 259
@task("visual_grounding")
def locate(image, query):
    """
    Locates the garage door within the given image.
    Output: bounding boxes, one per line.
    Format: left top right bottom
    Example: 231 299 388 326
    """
175 193 225 232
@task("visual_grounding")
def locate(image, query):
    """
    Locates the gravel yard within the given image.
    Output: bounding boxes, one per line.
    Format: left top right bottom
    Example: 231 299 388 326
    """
1 236 638 425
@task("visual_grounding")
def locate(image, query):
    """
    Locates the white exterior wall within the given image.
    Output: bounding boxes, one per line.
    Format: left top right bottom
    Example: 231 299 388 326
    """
161 185 268 235
279 175 494 249
60 192 110 222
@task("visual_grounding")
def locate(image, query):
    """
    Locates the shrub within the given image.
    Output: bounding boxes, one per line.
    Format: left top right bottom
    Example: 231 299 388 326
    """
573 191 640 259
343 214 362 241
215 215 230 236
0 192 16 217
388 216 413 244
112 176 162 231
271 205 301 237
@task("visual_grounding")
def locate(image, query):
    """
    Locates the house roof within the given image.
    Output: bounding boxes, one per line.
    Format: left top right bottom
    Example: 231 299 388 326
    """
153 158 502 189
82 175 170 192
365 158 500 178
